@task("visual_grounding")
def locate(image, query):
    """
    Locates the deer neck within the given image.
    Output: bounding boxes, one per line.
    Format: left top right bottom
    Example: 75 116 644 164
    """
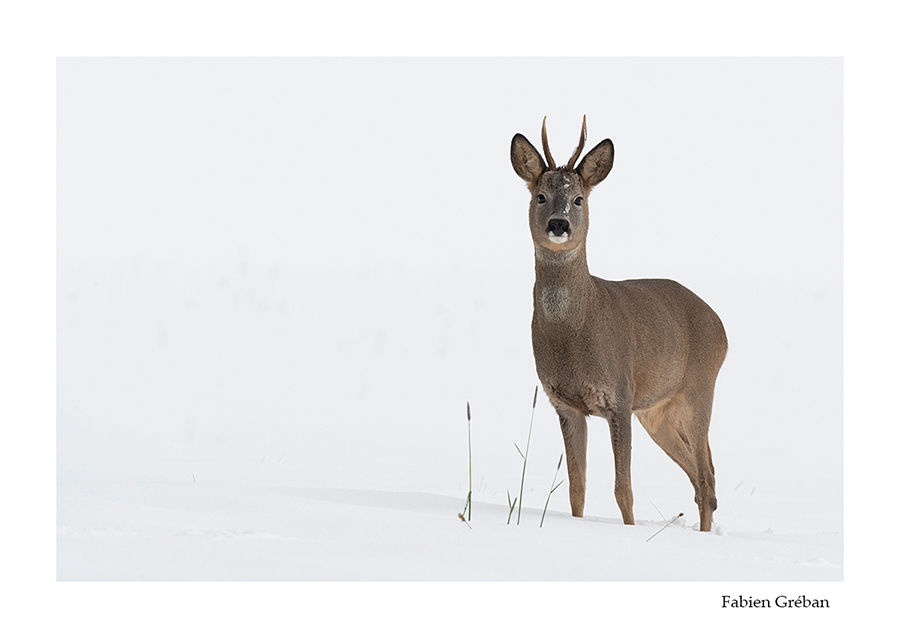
533 244 598 328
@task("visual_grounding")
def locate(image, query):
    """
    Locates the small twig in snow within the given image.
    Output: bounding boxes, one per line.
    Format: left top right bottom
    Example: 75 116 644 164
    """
506 491 517 525
516 386 538 525
648 500 666 521
646 513 683 542
462 402 473 521
540 453 565 528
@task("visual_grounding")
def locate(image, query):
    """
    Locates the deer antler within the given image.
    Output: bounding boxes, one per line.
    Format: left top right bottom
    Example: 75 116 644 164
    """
541 116 557 171
565 115 588 170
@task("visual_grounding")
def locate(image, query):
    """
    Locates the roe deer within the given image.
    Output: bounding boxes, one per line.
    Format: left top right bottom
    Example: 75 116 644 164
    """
510 117 727 531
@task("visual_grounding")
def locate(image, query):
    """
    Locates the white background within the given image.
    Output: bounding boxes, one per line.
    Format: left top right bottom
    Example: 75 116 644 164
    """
56 54 842 546
4 1 896 636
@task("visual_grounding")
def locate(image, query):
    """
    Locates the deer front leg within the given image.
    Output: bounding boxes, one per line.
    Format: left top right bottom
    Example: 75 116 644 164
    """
557 407 588 517
607 411 635 525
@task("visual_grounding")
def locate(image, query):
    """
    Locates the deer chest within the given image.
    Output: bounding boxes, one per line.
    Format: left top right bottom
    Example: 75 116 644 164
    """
541 377 617 419
533 342 617 418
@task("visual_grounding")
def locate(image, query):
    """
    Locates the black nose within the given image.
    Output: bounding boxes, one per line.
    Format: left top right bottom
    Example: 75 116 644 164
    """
547 219 571 236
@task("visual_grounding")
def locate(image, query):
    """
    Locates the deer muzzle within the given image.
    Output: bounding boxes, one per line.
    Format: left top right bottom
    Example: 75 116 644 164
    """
547 218 571 243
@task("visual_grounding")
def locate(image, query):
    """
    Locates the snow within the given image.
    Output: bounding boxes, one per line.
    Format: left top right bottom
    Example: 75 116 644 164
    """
43 55 859 632
57 442 842 582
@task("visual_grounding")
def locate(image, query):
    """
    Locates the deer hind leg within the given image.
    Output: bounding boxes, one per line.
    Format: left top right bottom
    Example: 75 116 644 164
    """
636 392 717 531
607 410 635 525
687 390 717 532
557 407 588 518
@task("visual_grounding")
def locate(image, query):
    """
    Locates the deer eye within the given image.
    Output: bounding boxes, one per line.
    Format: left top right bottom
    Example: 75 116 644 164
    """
574 196 583 206
536 194 546 204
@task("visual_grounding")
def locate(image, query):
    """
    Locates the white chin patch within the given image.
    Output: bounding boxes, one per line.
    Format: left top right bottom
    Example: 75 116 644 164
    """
548 233 569 244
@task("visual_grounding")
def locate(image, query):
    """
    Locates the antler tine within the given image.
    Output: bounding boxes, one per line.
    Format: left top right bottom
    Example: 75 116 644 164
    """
541 116 557 170
565 115 588 170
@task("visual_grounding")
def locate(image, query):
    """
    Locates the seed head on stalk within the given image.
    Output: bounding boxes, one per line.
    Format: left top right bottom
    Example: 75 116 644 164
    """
462 402 473 522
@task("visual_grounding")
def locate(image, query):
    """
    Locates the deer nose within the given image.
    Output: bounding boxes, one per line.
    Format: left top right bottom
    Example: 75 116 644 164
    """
547 218 571 237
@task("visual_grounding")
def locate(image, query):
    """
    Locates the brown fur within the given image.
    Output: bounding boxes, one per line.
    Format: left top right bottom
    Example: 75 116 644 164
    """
511 119 727 531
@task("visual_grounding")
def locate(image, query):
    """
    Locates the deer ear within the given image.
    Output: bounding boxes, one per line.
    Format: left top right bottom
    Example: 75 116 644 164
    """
511 134 546 186
577 139 614 190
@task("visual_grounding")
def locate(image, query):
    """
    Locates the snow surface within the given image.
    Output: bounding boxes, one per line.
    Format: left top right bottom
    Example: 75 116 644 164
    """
57 450 841 581
57 58 843 590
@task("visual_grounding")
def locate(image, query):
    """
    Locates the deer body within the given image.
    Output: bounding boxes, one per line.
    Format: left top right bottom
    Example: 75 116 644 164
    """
512 118 727 531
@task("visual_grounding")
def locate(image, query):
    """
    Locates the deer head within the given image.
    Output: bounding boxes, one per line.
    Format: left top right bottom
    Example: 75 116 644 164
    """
511 116 614 252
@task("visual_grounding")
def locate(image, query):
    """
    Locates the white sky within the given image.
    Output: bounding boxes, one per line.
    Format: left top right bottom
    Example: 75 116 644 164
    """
56 57 843 504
